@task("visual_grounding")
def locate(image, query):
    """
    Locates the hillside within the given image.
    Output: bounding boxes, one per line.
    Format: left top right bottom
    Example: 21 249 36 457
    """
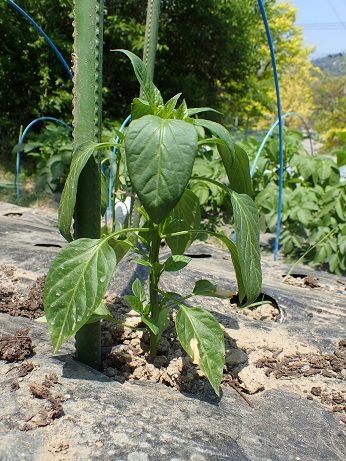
312 52 346 77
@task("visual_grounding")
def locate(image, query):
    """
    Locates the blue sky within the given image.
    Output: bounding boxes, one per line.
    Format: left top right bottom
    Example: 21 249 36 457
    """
285 0 346 58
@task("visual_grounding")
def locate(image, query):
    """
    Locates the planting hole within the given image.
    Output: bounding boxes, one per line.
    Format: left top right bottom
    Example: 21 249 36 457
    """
230 292 284 322
184 253 212 259
34 243 62 248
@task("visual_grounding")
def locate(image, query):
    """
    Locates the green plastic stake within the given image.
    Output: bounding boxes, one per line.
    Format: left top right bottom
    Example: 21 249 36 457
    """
72 0 104 370
143 0 161 81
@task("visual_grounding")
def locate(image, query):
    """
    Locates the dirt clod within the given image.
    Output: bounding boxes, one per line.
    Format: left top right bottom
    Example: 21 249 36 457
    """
0 266 45 319
0 328 33 361
22 377 64 431
17 361 35 377
311 386 322 396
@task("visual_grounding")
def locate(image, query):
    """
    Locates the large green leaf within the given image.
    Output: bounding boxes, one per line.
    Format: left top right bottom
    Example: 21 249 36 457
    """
231 192 262 303
175 305 225 395
165 189 201 254
44 237 117 352
117 50 163 108
59 141 116 241
125 115 198 223
194 119 252 195
210 232 246 303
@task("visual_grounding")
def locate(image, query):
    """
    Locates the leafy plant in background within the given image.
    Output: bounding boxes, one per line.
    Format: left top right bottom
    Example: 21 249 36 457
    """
43 51 262 395
244 130 346 275
16 124 72 193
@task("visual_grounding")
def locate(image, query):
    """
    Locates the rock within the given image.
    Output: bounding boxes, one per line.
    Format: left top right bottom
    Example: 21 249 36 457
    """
238 366 266 394
225 349 248 367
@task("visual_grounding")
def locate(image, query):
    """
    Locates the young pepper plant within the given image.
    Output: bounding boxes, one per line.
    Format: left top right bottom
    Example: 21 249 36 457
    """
44 50 262 395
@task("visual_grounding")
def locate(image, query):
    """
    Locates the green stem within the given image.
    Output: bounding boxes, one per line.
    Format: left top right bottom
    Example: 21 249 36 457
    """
73 0 104 370
148 225 161 360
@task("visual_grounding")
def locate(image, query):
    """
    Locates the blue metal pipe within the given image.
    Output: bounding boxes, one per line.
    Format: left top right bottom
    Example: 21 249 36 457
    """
16 117 71 197
257 0 283 261
7 0 73 79
250 111 314 177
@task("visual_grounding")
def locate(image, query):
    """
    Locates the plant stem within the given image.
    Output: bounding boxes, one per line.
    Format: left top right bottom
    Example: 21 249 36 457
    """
73 0 104 370
148 225 161 360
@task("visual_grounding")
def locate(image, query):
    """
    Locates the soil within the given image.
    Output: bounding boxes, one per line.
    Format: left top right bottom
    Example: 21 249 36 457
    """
22 374 65 431
256 340 346 422
0 265 44 319
283 273 346 291
101 294 248 398
1 267 345 424
0 328 34 361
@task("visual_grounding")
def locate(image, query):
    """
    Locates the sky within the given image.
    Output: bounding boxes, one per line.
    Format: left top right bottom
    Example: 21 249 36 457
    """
286 0 346 58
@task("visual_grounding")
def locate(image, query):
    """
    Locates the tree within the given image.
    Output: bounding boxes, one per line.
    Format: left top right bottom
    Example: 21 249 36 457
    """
247 1 318 128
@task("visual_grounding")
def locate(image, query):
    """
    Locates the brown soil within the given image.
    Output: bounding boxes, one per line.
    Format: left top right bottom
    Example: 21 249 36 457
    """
22 374 65 431
229 301 278 321
255 340 346 421
1 268 344 422
0 265 44 319
101 294 247 397
283 274 324 289
0 328 34 361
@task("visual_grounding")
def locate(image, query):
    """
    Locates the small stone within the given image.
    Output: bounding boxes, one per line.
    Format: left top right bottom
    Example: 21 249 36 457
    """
225 349 248 367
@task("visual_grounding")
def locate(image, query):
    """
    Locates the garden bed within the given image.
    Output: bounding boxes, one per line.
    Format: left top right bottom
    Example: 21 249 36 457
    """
0 202 345 461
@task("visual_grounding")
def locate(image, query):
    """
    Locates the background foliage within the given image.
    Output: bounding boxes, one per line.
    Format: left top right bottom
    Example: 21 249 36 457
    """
1 0 317 162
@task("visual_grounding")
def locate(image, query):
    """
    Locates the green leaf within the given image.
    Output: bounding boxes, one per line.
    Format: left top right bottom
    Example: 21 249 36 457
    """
108 239 133 262
231 192 262 304
132 278 146 302
157 306 170 336
125 115 198 223
165 190 201 254
175 305 225 395
116 49 163 107
132 258 152 268
44 237 117 352
231 143 253 195
187 107 223 117
175 99 189 119
124 295 143 313
209 232 246 302
164 255 191 272
59 141 116 241
336 150 346 167
160 93 182 118
192 279 233 298
194 119 252 195
141 316 159 335
87 302 113 324
131 98 153 120
193 279 217 296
